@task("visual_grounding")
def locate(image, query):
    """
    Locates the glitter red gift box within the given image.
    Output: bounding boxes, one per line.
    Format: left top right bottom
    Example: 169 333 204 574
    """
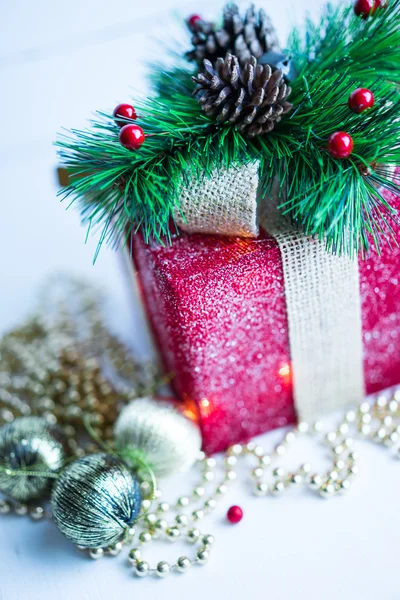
130 186 400 455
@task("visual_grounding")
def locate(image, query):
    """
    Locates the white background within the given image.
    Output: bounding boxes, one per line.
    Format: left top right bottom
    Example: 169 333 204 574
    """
1 1 400 599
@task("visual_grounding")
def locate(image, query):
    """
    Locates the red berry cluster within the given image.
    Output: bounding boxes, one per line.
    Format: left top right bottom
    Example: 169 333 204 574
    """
113 103 145 150
354 0 384 18
328 87 375 159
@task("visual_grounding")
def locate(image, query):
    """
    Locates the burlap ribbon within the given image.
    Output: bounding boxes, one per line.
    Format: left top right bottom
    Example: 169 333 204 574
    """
175 162 260 237
176 162 365 420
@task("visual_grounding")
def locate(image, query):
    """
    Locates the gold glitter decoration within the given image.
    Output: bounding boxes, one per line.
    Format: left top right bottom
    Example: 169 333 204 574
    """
0 275 161 453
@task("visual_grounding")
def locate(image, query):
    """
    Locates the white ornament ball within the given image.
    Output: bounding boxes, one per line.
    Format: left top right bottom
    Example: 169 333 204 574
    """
114 397 202 478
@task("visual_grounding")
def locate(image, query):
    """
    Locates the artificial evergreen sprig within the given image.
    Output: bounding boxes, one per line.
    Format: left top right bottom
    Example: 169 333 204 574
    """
57 0 400 257
57 88 246 257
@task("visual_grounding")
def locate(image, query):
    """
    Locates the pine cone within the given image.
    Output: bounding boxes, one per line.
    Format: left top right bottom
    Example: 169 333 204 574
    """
193 54 293 138
187 3 279 67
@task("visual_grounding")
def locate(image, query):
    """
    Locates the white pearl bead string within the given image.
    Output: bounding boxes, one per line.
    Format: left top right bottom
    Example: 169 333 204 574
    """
0 499 51 521
1 389 400 578
244 391 400 499
118 389 400 576
128 532 214 578
125 451 220 577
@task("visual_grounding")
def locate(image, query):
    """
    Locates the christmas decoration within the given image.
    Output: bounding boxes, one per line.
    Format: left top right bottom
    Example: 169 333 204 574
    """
57 1 400 257
227 505 243 524
0 417 69 502
119 124 145 150
186 4 279 67
0 276 158 448
354 0 381 18
1 276 400 583
328 131 354 159
113 103 137 127
51 453 142 549
114 397 202 478
130 175 400 453
193 54 292 137
348 87 375 113
121 391 400 577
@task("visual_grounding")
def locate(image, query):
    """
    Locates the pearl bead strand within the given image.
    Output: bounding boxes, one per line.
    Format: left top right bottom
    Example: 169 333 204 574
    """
126 451 222 575
129 532 214 578
2 391 400 578
244 391 400 499
124 392 399 577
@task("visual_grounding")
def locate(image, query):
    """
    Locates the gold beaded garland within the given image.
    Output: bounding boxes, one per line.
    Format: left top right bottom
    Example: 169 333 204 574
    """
0 278 161 448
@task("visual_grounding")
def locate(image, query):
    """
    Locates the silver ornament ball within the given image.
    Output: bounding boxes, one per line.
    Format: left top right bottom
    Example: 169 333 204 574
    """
0 417 69 502
114 397 202 477
51 453 142 549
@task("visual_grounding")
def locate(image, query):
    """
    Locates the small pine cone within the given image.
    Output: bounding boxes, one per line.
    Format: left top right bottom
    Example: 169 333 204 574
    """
193 54 293 138
233 5 279 66
187 13 233 66
187 3 279 67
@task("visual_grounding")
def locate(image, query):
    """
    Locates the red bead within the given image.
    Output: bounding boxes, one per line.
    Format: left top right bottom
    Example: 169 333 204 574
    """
328 131 354 159
113 103 137 127
227 505 243 524
187 14 202 29
348 88 375 113
354 0 379 18
119 124 145 151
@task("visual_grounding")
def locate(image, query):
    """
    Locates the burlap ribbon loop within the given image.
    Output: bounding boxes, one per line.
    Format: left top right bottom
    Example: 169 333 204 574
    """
175 162 260 238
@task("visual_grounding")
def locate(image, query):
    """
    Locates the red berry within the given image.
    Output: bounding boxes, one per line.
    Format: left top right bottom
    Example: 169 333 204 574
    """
348 88 375 113
354 0 379 18
119 124 145 151
328 131 354 160
187 14 202 30
113 103 137 127
227 505 243 524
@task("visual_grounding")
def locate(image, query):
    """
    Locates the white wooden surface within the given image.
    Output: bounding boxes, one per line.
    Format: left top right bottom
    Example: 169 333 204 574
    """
1 1 400 599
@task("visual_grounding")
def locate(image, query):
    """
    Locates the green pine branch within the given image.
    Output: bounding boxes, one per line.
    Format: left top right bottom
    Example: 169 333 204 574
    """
57 0 400 258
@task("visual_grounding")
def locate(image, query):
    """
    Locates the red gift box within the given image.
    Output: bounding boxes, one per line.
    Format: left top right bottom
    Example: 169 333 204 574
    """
130 187 400 454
